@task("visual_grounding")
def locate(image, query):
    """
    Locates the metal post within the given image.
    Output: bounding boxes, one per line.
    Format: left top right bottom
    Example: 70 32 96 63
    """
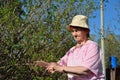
100 0 106 79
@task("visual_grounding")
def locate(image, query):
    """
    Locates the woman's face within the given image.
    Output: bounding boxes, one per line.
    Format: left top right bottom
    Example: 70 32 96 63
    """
71 27 88 43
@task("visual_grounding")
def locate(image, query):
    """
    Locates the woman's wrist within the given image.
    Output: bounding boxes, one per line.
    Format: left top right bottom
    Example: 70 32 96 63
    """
62 66 67 73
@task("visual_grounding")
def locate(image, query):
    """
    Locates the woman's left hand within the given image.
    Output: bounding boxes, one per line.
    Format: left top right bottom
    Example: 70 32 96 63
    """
46 62 57 73
53 65 64 72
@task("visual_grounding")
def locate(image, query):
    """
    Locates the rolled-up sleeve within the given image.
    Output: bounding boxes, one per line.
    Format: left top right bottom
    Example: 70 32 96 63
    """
81 43 101 76
57 51 70 66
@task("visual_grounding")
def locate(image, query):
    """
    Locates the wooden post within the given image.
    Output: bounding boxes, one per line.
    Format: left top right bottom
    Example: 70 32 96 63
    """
110 56 117 80
111 68 116 80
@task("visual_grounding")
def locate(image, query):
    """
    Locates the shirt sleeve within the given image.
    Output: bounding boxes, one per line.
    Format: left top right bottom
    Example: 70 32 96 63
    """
57 51 70 66
81 43 101 76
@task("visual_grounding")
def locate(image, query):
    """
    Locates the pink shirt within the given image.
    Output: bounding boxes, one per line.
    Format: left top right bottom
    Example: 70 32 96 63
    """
58 40 105 80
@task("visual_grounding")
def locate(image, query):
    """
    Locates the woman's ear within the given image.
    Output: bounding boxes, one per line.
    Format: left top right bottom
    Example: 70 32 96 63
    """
84 30 89 37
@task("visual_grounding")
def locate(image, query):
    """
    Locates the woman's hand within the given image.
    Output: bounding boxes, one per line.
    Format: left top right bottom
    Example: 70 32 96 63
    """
46 62 57 73
34 61 49 68
34 61 65 73
53 65 64 73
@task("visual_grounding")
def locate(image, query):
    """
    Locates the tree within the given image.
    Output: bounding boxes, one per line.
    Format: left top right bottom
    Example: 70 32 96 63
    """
0 0 99 80
98 33 120 68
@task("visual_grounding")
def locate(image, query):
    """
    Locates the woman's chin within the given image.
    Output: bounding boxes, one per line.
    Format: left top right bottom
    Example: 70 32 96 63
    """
75 39 81 42
74 39 83 43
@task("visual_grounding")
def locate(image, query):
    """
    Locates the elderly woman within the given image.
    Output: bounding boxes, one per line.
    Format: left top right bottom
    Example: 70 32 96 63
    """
36 15 104 80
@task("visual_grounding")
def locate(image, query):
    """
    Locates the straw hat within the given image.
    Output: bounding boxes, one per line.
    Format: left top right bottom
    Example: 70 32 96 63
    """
68 15 89 30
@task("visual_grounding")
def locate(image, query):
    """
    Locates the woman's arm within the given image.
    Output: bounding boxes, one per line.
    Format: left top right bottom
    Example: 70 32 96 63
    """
54 65 90 75
64 66 89 75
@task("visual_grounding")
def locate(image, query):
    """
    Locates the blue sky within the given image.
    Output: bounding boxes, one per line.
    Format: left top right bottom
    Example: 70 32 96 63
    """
20 0 120 37
89 0 120 37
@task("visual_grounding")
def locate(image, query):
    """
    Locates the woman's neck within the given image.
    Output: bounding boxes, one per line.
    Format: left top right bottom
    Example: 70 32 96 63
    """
76 39 88 48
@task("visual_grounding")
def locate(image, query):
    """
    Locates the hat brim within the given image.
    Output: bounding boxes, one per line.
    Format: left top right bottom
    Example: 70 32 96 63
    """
67 25 90 31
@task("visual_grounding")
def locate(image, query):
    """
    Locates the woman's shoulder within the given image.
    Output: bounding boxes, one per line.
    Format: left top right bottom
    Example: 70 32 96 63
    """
69 46 76 51
86 40 99 47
